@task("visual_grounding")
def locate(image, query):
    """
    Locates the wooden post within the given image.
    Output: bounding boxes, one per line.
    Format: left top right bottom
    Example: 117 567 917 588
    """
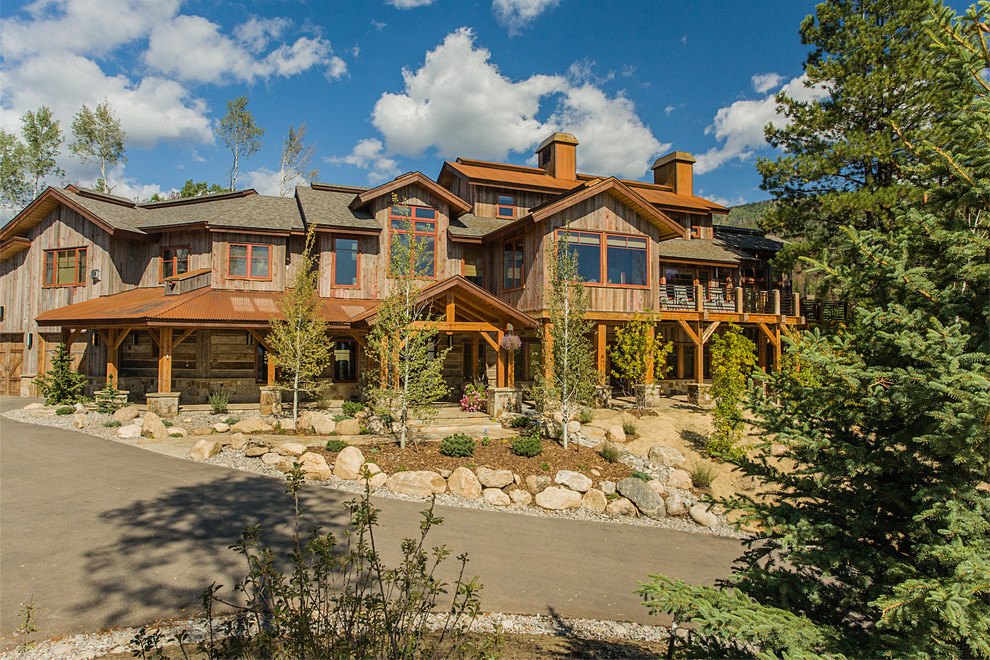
107 329 119 384
792 292 801 318
694 321 704 384
471 333 479 381
543 323 553 382
596 323 607 378
644 324 655 384
496 328 506 388
38 334 47 376
735 286 744 314
773 289 781 315
157 328 173 393
695 284 705 312
773 325 782 370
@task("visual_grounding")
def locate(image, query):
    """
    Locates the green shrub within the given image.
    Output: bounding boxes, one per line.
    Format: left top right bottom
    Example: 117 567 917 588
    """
622 421 637 435
439 433 476 457
208 390 229 414
36 343 86 405
688 461 718 489
95 382 125 414
631 470 651 482
224 416 239 426
162 419 173 428
705 435 746 463
511 432 543 458
578 408 594 424
540 462 550 471
56 406 75 415
481 436 491 447
599 442 620 463
358 425 369 435
509 415 531 428
341 401 365 416
325 438 349 452
169 432 183 438
333 414 353 423
104 420 122 428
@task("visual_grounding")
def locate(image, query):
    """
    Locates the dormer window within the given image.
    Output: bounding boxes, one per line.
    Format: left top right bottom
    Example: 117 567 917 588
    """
389 205 437 278
497 194 515 219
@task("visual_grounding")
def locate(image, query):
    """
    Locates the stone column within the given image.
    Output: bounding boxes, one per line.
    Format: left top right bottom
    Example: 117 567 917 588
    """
487 386 522 418
260 386 282 416
146 391 179 418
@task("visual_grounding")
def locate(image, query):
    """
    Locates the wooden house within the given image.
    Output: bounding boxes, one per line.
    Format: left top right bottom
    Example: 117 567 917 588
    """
0 133 800 404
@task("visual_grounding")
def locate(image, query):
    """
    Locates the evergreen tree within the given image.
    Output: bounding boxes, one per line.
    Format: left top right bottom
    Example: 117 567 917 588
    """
21 105 64 198
178 179 226 198
35 343 87 405
70 100 127 194
218 95 264 191
638 5 990 658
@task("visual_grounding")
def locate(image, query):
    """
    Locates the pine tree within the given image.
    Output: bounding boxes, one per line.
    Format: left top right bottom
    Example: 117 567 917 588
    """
35 343 87 405
638 5 990 658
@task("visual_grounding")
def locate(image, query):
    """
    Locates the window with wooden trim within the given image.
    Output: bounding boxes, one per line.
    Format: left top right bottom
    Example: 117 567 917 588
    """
389 205 437 278
503 237 524 289
333 340 357 382
227 243 272 280
496 194 515 219
462 244 483 286
43 247 87 286
332 236 359 288
557 229 649 288
161 247 189 280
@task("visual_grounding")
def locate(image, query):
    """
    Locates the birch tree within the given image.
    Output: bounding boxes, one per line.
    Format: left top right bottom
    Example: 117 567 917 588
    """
0 130 30 218
70 100 126 193
268 228 332 425
278 123 319 197
22 106 64 198
218 95 264 191
531 228 597 450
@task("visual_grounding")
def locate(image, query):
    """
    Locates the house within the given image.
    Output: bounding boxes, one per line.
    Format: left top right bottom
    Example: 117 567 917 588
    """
0 132 799 407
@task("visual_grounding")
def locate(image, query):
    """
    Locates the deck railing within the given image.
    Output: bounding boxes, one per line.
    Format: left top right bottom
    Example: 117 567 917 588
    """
660 284 796 316
803 299 849 323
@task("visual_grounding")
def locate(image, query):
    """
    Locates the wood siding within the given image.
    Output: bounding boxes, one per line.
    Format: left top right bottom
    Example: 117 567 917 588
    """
471 186 552 220
136 229 212 287
210 231 288 292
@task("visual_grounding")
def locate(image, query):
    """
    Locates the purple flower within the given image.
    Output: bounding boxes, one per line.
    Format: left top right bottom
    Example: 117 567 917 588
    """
500 333 522 351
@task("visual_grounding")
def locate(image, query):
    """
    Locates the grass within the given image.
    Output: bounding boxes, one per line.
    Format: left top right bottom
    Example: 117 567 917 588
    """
104 420 122 428
631 470 652 482
325 438 349 452
598 443 620 463
224 416 239 426
688 461 718 489
578 408 594 425
622 421 637 435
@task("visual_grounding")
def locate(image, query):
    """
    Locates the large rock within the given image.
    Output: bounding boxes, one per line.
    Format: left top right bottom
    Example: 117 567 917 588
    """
299 452 332 480
647 480 668 498
601 480 616 496
606 425 626 443
141 411 169 440
72 413 87 429
668 469 694 490
617 477 666 519
22 402 44 410
261 452 282 466
297 411 336 435
509 488 532 506
476 467 513 488
335 418 362 436
230 418 273 434
648 445 686 467
581 488 608 512
447 467 482 499
554 470 592 493
483 488 511 506
360 462 388 488
665 491 688 516
244 444 268 457
230 433 248 450
565 420 581 436
333 446 365 480
190 428 213 436
525 474 552 494
117 424 141 439
385 471 447 497
212 422 230 433
187 439 221 460
112 405 139 422
74 402 87 412
606 497 639 517
278 442 307 457
535 486 582 510
689 503 719 527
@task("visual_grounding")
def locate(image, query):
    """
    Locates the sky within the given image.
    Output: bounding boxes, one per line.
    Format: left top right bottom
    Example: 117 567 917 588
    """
1 0 830 209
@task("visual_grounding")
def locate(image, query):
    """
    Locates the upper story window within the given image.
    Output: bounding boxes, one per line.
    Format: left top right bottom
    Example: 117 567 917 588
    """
497 194 515 219
561 230 602 284
44 247 87 287
332 236 359 288
161 247 189 281
227 243 272 280
389 205 437 278
558 230 649 288
503 237 524 290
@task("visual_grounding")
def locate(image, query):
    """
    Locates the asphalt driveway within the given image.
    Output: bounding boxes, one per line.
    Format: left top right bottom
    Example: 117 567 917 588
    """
0 396 743 649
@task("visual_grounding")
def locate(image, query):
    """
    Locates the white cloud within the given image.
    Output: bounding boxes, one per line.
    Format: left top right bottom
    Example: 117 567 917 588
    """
113 178 165 203
371 20 387 30
329 138 401 185
698 191 746 208
387 0 436 7
325 56 348 81
695 75 829 175
234 16 291 52
243 168 283 196
492 0 559 34
751 72 784 94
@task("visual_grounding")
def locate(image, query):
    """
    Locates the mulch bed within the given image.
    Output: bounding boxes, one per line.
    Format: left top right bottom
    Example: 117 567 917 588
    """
314 436 633 484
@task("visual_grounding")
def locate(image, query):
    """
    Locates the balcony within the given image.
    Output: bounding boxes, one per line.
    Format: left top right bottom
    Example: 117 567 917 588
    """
660 284 797 318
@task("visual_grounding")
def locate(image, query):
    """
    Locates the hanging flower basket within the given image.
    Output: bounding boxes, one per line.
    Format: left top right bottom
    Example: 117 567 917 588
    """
500 333 522 352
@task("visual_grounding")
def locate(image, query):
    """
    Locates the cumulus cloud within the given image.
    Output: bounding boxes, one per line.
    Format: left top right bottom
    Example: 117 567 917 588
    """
751 72 784 94
492 0 559 34
329 138 401 185
695 75 829 174
234 16 291 52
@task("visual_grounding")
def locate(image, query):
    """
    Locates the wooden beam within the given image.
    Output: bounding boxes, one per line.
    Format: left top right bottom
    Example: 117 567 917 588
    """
106 328 119 385
157 328 173 393
773 325 782 371
596 323 607 377
757 322 778 347
147 329 160 349
446 293 455 323
543 323 553 382
411 321 499 333
471 333 479 381
676 319 700 345
496 328 506 388
701 321 722 344
246 328 272 351
113 328 133 351
694 322 704 384
644 324 654 384
172 328 195 349
349 332 367 349
479 330 498 352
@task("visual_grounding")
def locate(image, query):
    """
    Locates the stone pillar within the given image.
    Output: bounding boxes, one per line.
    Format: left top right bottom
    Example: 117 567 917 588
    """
634 383 664 408
146 391 180 418
592 385 611 409
487 386 522 418
260 386 282 416
686 383 713 409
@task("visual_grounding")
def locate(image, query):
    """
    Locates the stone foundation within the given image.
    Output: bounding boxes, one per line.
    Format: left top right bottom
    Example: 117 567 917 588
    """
487 387 522 418
634 384 664 408
146 391 180 418
593 385 611 409
686 383 713 408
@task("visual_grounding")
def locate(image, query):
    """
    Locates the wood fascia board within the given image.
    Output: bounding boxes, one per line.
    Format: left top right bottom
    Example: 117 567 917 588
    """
0 236 31 260
448 234 484 244
350 172 471 214
657 256 741 267
208 226 292 237
0 187 118 242
310 226 381 236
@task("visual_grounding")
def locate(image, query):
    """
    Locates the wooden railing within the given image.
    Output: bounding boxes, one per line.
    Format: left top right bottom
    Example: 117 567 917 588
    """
803 299 849 323
660 285 797 316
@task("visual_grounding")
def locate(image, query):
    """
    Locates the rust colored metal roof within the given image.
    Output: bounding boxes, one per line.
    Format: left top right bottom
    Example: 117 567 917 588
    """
445 160 578 192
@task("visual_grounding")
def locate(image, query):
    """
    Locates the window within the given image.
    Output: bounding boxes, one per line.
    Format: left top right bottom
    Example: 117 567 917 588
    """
496 194 515 219
332 236 359 287
161 247 189 280
389 205 437 278
503 237 524 289
605 235 648 286
255 345 269 383
43 247 87 286
333 341 357 382
228 243 272 280
562 231 602 283
462 245 483 286
662 265 694 287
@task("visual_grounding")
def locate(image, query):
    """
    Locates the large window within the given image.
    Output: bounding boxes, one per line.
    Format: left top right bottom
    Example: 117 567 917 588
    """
562 231 602 283
161 247 189 280
496 194 515 219
503 237 524 289
389 205 437 278
557 230 649 288
462 245 483 286
228 243 272 280
43 247 87 286
333 341 357 382
332 236 359 287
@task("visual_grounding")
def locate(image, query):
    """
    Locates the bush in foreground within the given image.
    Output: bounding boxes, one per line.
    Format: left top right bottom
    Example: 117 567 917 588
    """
511 432 543 458
439 432 476 457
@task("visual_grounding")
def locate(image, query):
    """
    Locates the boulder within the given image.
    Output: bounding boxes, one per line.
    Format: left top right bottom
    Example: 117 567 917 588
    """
230 433 248 450
190 428 213 436
447 467 482 499
689 503 719 527
244 444 268 457
168 427 188 437
581 488 608 513
438 468 452 479
278 442 307 457
566 420 581 436
30 410 54 418
525 474 552 494
476 467 513 488
385 471 447 497
665 491 688 516
499 412 527 429
212 422 230 433
22 402 44 410
534 486 582 510
770 443 788 457
299 452 332 480
74 402 87 412
648 445 686 467
583 426 606 442
606 425 626 443
112 405 140 422
117 424 141 439
600 480 616 496
617 477 666 519
554 470 592 493
335 418 362 436
483 488 511 506
647 480 668 498
261 452 282 466
296 411 320 432
364 415 390 435
141 411 169 441
187 439 221 460
360 462 388 488
606 497 639 517
312 415 336 436
230 418 273 434
333 446 365 480
72 413 87 429
668 469 694 490
509 488 532 506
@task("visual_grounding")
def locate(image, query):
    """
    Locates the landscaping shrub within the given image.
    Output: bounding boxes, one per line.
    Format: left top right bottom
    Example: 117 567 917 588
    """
104 420 122 428
324 438 348 452
341 401 364 416
509 415 531 428
599 442 620 463
511 432 543 458
578 408 594 425
95 382 124 414
439 433 476 458
56 406 75 415
539 462 550 471
688 461 717 489
208 390 229 414
622 421 637 435
224 416 239 426
631 470 651 482
35 343 86 405
162 419 173 428
332 414 352 423
459 382 488 412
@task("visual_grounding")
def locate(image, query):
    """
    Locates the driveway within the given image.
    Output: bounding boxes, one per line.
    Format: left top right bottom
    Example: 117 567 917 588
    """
0 396 743 649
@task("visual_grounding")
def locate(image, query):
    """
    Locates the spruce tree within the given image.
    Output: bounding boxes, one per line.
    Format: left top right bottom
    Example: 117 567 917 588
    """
35 343 87 405
638 5 989 658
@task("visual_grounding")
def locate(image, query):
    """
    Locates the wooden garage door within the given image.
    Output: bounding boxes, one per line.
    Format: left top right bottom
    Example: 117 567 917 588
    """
0 334 25 396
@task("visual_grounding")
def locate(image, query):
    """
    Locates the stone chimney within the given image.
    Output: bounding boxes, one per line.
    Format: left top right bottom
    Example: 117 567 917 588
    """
651 151 696 196
536 132 579 180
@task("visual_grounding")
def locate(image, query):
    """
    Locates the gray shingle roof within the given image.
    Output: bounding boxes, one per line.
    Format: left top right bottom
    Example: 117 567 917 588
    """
656 238 747 264
447 213 515 238
62 188 148 234
140 193 303 232
714 225 785 253
295 185 379 230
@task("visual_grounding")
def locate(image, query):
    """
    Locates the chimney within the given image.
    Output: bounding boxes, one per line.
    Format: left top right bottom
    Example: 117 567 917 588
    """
651 151 696 196
536 132 579 180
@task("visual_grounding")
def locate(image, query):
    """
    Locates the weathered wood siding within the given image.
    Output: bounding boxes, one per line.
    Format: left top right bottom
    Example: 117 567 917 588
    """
211 231 287 292
471 186 552 220
317 231 382 299
135 229 213 287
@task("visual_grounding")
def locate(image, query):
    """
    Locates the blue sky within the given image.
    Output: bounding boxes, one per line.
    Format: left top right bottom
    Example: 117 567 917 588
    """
2 0 826 208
